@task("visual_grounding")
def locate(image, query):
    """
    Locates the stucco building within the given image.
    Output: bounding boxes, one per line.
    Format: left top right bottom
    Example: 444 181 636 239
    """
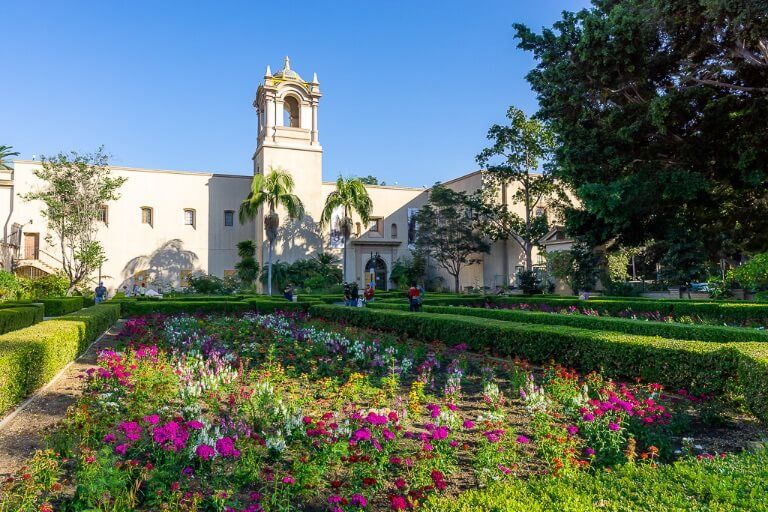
1 58 546 293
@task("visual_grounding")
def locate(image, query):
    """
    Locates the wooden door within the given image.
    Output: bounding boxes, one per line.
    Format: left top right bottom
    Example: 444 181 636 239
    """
24 233 39 259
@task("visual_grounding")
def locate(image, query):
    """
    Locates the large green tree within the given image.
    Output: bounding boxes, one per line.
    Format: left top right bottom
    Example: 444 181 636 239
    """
239 167 304 295
21 147 125 294
415 184 490 292
514 0 768 271
320 176 373 282
474 106 563 273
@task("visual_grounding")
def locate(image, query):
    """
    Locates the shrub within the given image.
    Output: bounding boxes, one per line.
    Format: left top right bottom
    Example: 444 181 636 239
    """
0 306 45 335
308 305 768 423
423 448 768 511
121 300 251 317
3 297 85 317
731 253 768 291
367 303 768 343
516 270 543 294
186 273 237 295
0 303 119 415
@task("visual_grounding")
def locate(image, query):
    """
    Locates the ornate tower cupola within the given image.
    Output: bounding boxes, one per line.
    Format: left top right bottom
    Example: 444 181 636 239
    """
254 56 322 152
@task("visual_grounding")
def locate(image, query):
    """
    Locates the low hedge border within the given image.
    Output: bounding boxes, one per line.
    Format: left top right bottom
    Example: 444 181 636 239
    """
117 298 314 317
0 306 45 335
2 297 85 317
308 305 768 423
0 303 120 416
377 295 768 324
367 303 768 343
422 447 768 511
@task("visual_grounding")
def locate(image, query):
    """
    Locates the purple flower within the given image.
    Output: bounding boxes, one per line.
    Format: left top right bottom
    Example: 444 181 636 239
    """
365 412 388 426
118 421 142 442
432 426 448 441
516 435 530 445
582 413 595 422
282 475 295 485
143 414 160 425
114 443 128 455
186 420 204 430
566 425 579 436
351 428 371 442
462 420 474 430
584 447 596 457
103 433 116 443
608 422 620 431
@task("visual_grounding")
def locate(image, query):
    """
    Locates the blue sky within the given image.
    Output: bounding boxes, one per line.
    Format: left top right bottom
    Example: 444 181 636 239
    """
0 0 591 187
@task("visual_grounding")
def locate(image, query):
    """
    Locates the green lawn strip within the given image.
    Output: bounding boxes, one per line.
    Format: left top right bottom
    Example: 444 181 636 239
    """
422 448 768 511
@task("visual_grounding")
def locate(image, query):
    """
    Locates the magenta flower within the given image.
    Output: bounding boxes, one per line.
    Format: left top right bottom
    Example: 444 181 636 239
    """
103 433 116 443
119 421 142 442
516 435 530 444
366 412 388 426
608 422 620 431
215 437 241 459
114 443 128 455
282 475 295 485
566 425 579 436
352 428 371 442
351 493 368 507
390 495 408 510
195 444 215 460
186 420 204 430
143 414 160 425
462 420 474 430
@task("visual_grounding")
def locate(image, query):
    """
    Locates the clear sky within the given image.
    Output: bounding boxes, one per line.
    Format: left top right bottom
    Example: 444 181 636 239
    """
0 0 591 187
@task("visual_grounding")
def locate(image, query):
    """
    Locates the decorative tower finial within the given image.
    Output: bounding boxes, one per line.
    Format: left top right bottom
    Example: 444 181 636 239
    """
265 65 272 77
312 72 319 84
284 56 290 71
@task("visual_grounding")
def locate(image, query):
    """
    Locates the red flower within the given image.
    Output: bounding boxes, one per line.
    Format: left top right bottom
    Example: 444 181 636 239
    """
390 495 408 510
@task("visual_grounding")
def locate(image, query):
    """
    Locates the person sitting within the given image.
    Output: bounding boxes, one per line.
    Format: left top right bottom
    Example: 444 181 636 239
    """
283 284 293 301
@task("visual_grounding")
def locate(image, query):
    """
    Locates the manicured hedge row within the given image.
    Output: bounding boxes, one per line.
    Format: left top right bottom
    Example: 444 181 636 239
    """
0 306 45 335
423 447 768 511
367 303 768 343
378 295 768 324
0 303 120 416
1 297 84 317
309 305 768 423
118 298 314 317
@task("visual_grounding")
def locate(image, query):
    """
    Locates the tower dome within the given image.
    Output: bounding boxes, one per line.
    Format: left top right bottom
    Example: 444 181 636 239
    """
272 56 303 81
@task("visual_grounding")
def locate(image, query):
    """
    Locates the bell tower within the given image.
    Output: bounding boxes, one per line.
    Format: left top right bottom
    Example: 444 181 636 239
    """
252 57 324 261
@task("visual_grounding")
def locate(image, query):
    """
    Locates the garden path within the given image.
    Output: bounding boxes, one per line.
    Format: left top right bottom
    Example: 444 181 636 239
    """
0 320 124 477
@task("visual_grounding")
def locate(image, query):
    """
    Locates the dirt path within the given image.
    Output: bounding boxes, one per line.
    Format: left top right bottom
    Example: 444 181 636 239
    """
0 320 124 477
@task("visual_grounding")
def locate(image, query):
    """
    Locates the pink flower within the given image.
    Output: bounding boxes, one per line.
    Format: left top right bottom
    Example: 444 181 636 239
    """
195 444 215 460
382 429 396 441
118 421 142 442
582 413 595 422
103 433 116 443
516 435 530 444
143 414 160 425
431 426 448 440
282 475 295 485
352 428 371 442
608 422 620 431
114 443 128 455
566 425 579 436
462 420 474 430
366 412 388 426
394 478 407 489
186 420 204 430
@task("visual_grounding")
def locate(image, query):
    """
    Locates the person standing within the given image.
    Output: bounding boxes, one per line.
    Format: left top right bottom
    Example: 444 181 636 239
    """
94 281 107 304
408 282 421 312
364 284 375 303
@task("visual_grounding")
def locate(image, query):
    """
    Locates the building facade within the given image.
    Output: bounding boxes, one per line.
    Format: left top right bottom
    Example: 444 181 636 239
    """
1 58 544 293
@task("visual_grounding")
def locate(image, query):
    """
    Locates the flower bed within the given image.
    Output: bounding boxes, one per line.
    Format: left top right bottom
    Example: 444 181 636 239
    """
3 311 765 511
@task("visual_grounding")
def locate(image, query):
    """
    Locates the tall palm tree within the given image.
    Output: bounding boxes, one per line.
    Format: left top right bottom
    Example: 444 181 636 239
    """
239 167 304 295
320 176 373 282
0 145 20 170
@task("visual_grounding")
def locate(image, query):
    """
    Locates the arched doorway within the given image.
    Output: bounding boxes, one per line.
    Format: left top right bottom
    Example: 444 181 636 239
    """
364 255 388 291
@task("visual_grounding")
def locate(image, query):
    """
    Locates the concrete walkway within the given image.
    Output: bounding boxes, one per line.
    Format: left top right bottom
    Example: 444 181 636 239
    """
0 320 124 477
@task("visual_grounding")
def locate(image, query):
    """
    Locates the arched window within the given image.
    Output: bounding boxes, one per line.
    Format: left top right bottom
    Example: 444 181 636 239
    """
283 96 300 127
184 208 196 228
391 223 398 239
141 207 153 227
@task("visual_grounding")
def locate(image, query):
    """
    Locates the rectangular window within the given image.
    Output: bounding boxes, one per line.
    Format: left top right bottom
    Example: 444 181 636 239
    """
407 208 419 246
98 205 108 225
184 209 195 227
224 210 234 227
180 269 194 288
368 218 383 234
141 207 153 226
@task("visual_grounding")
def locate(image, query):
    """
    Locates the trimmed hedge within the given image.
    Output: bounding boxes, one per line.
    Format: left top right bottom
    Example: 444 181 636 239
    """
309 305 768 423
118 298 314 317
1 297 84 317
423 448 768 511
0 306 45 335
0 303 120 416
377 295 768 324
367 303 768 343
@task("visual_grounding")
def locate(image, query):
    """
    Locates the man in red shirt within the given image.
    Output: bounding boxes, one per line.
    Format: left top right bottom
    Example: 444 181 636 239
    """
408 282 421 312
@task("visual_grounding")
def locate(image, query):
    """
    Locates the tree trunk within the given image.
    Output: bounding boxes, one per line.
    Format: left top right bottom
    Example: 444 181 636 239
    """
454 273 460 294
342 235 347 284
67 283 77 296
267 241 274 296
524 243 533 272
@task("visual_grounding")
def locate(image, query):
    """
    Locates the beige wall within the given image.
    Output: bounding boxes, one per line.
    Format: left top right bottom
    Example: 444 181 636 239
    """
7 161 254 293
